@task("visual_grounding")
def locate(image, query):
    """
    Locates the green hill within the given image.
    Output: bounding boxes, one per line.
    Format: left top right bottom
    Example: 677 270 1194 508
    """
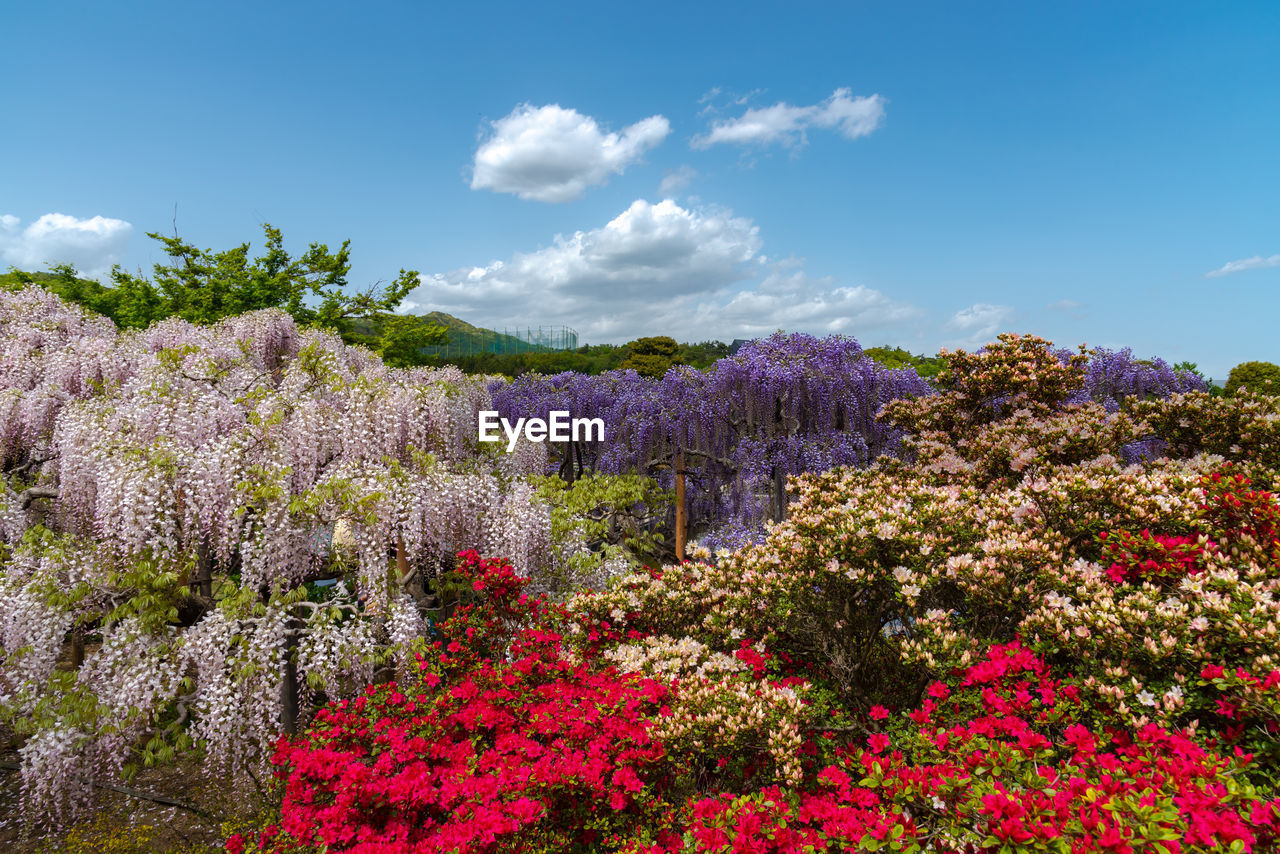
350 312 566 356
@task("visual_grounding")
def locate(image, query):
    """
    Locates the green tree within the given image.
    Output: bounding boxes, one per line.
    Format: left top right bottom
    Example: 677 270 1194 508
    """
368 313 454 368
864 345 945 379
619 335 680 378
676 340 732 369
1224 360 1280 397
8 224 447 365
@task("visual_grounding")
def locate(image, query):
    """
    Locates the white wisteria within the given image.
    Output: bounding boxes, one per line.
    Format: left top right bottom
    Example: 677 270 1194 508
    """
0 286 563 821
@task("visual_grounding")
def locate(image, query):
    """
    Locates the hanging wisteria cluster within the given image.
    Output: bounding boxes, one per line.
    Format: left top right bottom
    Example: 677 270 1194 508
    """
0 285 554 821
493 333 933 551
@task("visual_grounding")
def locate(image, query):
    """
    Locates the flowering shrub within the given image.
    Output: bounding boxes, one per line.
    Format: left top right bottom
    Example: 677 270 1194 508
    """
263 659 676 853
1098 528 1213 584
1199 665 1280 786
1130 389 1280 472
258 634 1280 853
561 337 1280 728
1017 470 1279 769
631 645 1280 853
253 551 684 853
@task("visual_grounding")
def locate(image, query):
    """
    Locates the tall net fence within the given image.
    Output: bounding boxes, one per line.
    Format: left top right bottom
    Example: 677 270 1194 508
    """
421 325 579 358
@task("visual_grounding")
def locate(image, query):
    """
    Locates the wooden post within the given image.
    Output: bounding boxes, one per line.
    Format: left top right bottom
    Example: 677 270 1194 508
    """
771 465 787 523
675 451 686 562
396 534 409 582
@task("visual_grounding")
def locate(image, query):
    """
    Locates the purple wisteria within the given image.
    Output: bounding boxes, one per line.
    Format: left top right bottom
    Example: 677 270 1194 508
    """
494 332 934 549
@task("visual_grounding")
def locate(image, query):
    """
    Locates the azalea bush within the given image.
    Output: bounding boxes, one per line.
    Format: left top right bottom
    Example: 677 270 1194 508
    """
244 553 684 854
248 577 1280 852
679 643 1280 853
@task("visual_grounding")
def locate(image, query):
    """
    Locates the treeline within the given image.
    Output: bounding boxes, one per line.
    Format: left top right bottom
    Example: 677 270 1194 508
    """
420 337 732 376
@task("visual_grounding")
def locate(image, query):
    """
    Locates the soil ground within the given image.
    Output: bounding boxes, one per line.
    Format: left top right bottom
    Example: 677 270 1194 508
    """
0 733 269 853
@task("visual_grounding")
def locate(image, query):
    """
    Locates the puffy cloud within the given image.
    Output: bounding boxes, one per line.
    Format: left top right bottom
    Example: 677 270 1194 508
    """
0 213 132 279
944 303 1013 349
405 199 918 343
692 88 885 150
1205 253 1280 278
471 104 670 202
658 165 697 195
707 268 920 337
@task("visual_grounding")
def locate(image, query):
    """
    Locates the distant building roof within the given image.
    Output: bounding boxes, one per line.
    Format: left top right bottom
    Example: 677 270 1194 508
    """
728 338 753 356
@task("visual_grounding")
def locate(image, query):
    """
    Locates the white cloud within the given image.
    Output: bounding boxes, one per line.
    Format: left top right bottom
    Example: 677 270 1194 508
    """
470 104 670 202
0 213 132 279
709 268 920 337
692 88 886 150
659 165 697 195
944 303 1013 349
405 198 918 343
1206 254 1280 278
697 87 764 116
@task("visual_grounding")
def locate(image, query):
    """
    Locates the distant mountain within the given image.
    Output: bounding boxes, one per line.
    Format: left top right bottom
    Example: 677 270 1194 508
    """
352 311 573 356
414 311 484 335
415 313 577 356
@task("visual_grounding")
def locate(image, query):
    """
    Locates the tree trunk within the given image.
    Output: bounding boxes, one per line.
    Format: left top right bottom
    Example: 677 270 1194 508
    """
396 534 410 582
280 621 301 736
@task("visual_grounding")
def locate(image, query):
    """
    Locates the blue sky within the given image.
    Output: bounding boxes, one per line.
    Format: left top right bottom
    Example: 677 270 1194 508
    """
3 1 1278 380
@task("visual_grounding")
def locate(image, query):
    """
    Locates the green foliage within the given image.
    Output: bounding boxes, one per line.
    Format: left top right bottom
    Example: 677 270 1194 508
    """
1173 360 1205 382
2 264 161 327
863 345 944 379
101 553 193 634
348 312 451 368
619 336 680 378
676 339 732 367
1224 360 1280 398
4 224 446 363
420 347 611 376
533 473 672 595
